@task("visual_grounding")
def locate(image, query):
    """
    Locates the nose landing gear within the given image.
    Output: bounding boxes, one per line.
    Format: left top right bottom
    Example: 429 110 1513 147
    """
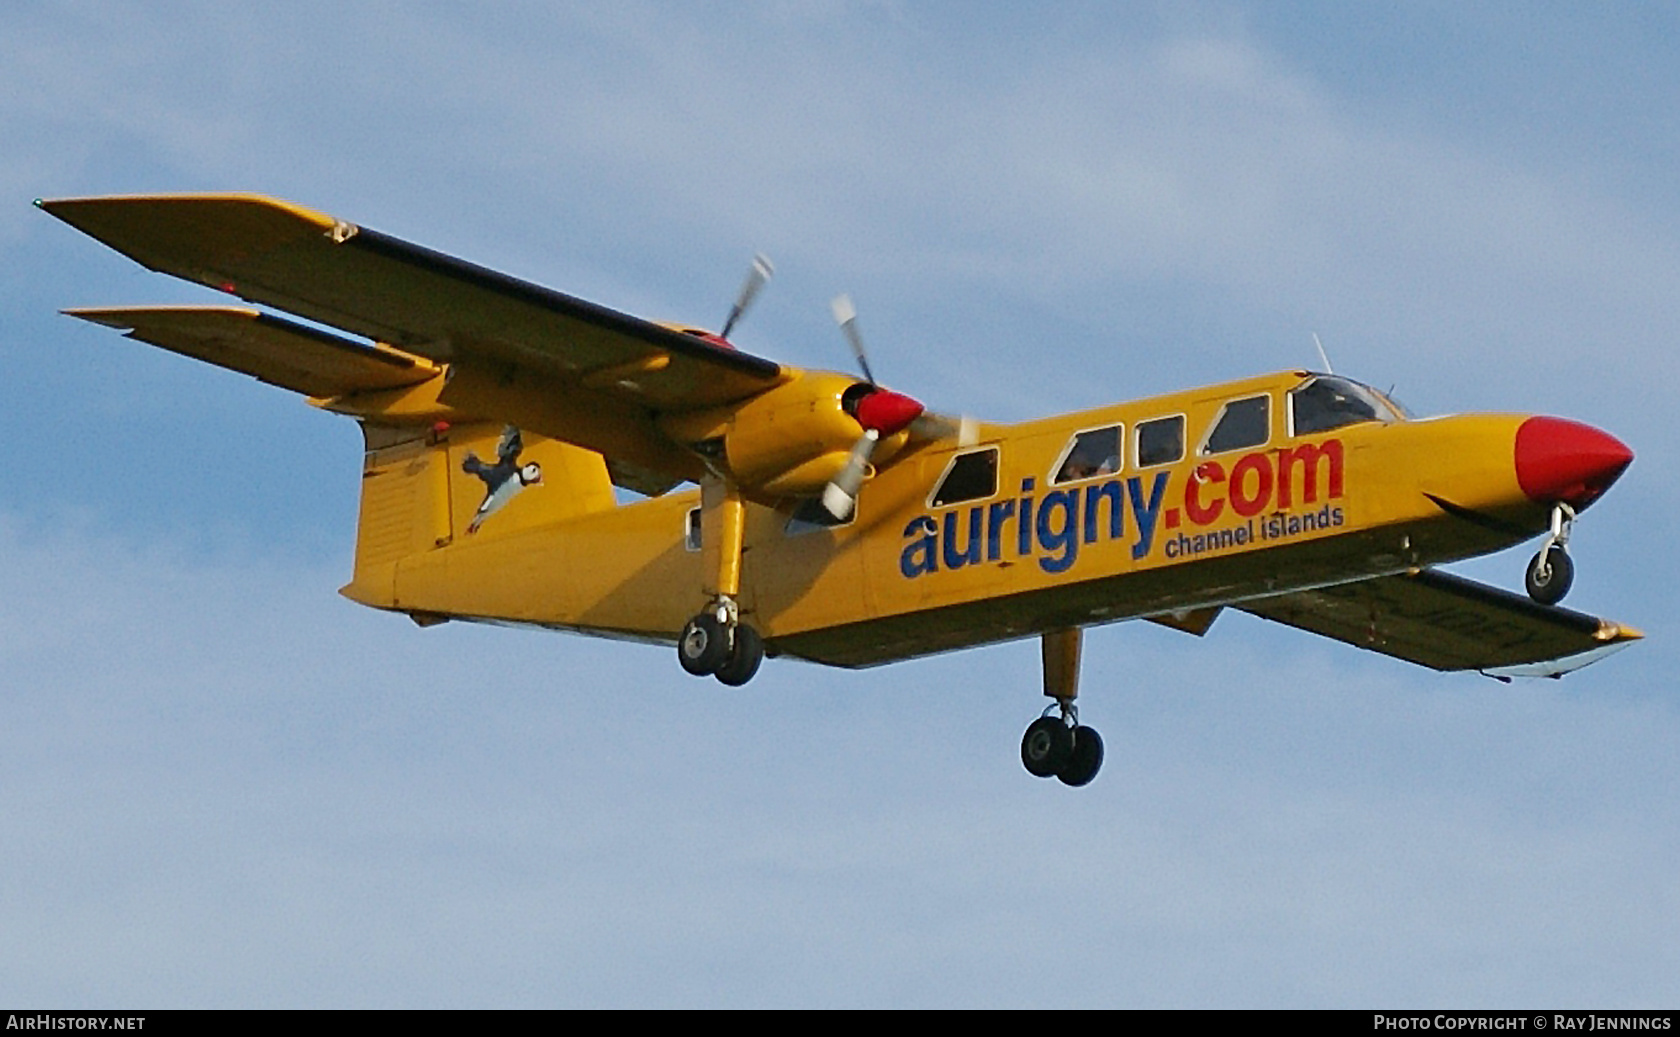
1525 502 1576 606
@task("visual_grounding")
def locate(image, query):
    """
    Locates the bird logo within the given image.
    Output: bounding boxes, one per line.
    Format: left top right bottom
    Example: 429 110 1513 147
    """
462 425 542 533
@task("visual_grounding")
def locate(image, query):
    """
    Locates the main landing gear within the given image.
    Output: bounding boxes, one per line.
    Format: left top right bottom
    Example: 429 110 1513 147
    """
677 477 766 686
1525 502 1576 606
1021 627 1104 787
679 597 764 686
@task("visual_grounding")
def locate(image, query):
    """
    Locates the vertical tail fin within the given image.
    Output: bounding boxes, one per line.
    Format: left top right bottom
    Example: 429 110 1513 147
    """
341 421 616 609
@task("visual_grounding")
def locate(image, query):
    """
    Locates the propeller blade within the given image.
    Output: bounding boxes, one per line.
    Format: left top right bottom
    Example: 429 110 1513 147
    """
822 428 879 521
830 293 876 385
908 411 979 447
820 295 958 515
909 412 959 440
720 253 774 340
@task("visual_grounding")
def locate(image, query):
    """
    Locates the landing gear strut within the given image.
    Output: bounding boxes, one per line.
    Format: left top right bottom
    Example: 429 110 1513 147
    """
1021 628 1104 787
1525 502 1576 606
678 479 766 685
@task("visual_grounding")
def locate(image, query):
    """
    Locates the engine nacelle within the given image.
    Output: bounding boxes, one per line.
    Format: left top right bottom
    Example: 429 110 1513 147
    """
660 370 911 498
722 371 861 494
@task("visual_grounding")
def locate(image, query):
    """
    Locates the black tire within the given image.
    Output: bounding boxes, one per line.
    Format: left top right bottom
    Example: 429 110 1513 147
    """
1057 726 1105 787
1525 545 1574 606
1021 716 1074 778
678 613 729 676
714 623 764 686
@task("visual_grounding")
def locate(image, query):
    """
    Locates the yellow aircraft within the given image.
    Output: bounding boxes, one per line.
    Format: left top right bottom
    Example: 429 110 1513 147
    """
40 194 1640 787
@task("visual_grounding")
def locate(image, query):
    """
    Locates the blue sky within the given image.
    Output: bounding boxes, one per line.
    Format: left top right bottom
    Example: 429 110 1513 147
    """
2 2 1676 1007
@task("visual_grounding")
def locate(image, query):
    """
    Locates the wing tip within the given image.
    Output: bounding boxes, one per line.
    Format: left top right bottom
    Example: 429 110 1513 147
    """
62 304 265 330
37 192 338 231
1597 621 1644 644
1482 638 1639 679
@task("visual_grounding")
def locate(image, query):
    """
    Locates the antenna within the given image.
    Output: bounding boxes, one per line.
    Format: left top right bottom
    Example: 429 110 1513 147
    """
1311 332 1334 374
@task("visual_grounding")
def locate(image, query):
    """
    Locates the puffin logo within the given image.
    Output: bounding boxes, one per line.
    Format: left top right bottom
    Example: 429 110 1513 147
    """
462 425 543 533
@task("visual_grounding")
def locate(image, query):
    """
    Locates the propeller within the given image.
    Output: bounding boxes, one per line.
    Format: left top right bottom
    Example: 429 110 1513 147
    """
830 294 876 385
821 294 925 520
822 428 879 521
720 253 774 340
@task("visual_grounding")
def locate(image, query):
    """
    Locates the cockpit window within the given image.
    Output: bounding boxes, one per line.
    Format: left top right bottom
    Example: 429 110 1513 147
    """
1202 394 1270 454
1289 376 1399 436
1052 426 1121 484
1382 391 1416 420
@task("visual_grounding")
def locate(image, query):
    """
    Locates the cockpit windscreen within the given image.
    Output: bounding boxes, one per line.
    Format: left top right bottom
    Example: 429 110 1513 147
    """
1289 375 1405 436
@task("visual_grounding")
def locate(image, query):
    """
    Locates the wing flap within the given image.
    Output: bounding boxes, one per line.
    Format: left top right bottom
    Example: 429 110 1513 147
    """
1238 569 1641 675
39 194 786 411
66 305 439 398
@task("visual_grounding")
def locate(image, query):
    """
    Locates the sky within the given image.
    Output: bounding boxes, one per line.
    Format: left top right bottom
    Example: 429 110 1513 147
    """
2 1 1676 1008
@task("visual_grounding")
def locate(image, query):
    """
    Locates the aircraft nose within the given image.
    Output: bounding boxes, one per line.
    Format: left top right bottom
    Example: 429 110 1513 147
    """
1514 416 1633 509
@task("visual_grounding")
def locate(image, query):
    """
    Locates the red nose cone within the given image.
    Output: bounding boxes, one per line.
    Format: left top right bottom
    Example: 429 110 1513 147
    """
855 389 925 436
1515 416 1633 509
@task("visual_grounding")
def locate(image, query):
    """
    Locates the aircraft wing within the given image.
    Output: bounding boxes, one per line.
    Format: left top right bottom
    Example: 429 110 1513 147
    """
1237 569 1641 677
40 194 784 405
65 306 440 399
41 195 791 488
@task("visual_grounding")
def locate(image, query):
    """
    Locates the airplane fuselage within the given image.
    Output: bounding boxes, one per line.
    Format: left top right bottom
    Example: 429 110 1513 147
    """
341 367 1567 667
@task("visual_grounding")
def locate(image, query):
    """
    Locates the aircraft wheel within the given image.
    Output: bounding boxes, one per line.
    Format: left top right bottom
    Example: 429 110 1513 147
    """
714 623 764 686
1021 716 1073 778
1525 545 1574 606
1057 726 1104 787
678 613 730 676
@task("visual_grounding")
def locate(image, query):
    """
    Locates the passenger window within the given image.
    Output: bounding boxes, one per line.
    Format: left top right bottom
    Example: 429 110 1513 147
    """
1135 415 1185 467
1290 376 1387 436
1203 395 1270 454
930 447 998 507
1052 426 1121 484
684 507 701 552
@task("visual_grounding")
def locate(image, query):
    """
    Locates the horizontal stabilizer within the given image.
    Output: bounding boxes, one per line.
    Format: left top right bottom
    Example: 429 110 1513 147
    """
1238 568 1641 676
67 306 437 399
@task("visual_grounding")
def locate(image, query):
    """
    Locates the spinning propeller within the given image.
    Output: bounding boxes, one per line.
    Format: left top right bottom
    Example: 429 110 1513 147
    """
821 294 926 520
708 260 952 520
720 254 774 340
